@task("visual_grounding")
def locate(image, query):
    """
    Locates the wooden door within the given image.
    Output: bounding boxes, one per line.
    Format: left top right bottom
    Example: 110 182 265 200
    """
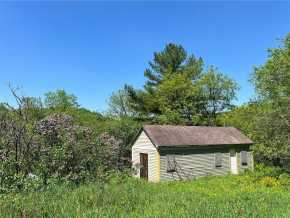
140 153 148 180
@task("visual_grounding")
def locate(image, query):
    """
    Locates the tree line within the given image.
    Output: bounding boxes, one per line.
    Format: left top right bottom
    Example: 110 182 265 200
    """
0 33 289 193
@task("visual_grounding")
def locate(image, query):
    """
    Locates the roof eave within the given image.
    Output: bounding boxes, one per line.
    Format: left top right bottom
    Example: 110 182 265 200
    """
157 143 253 149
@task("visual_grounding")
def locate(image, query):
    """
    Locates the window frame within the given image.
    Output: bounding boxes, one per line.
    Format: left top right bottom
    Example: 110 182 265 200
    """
241 151 248 166
166 155 176 172
215 152 223 168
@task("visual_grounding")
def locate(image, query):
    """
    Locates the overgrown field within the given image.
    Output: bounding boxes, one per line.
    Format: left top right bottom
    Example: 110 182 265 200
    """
1 174 290 218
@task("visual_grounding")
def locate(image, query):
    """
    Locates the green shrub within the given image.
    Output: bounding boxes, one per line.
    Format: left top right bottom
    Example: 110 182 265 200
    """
259 176 280 187
247 163 284 179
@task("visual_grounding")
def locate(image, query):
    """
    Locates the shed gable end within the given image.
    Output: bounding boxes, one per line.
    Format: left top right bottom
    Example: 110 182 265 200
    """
132 131 156 150
132 131 159 182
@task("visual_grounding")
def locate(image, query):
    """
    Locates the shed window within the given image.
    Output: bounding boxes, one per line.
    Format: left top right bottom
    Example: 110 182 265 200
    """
166 155 176 172
215 153 222 168
241 151 248 166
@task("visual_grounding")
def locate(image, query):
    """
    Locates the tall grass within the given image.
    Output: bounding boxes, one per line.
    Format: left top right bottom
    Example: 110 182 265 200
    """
1 175 290 218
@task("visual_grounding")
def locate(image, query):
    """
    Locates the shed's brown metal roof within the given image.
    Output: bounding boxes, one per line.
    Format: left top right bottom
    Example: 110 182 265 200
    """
143 125 253 147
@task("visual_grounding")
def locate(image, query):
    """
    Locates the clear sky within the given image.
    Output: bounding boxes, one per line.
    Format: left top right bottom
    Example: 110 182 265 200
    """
0 2 289 112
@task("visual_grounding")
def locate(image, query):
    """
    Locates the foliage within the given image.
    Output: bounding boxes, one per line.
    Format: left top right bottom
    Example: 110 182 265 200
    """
251 34 290 102
99 132 123 170
258 176 280 187
44 89 79 109
220 33 290 171
251 34 289 160
44 107 104 130
250 34 290 170
143 43 203 89
196 68 239 125
107 88 136 118
0 109 102 192
1 175 290 218
35 113 102 184
218 102 260 137
125 43 238 125
0 88 135 193
251 105 290 169
0 87 41 188
221 101 290 170
244 164 283 181
156 73 201 125
99 117 140 169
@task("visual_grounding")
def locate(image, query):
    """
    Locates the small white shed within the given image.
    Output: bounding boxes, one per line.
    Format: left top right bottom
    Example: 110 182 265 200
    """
132 125 254 182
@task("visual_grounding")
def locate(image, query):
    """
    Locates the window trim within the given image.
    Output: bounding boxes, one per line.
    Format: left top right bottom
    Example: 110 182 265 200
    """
166 155 176 172
241 151 248 166
215 152 222 168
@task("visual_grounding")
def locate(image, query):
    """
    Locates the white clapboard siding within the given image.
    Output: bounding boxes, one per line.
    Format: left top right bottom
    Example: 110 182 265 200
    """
132 131 159 182
160 150 231 181
159 148 254 181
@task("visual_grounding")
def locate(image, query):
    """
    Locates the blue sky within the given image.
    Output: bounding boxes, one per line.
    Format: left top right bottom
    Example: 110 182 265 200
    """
0 2 289 112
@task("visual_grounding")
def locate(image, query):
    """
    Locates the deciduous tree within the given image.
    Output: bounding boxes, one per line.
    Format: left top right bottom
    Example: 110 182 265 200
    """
44 89 79 109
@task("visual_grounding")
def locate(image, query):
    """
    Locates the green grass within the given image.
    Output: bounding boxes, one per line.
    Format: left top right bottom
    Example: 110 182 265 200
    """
1 175 290 218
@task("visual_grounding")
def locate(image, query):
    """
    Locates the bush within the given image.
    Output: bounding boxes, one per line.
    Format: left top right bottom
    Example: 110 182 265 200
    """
0 112 133 193
259 176 280 187
0 173 45 194
247 164 284 179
